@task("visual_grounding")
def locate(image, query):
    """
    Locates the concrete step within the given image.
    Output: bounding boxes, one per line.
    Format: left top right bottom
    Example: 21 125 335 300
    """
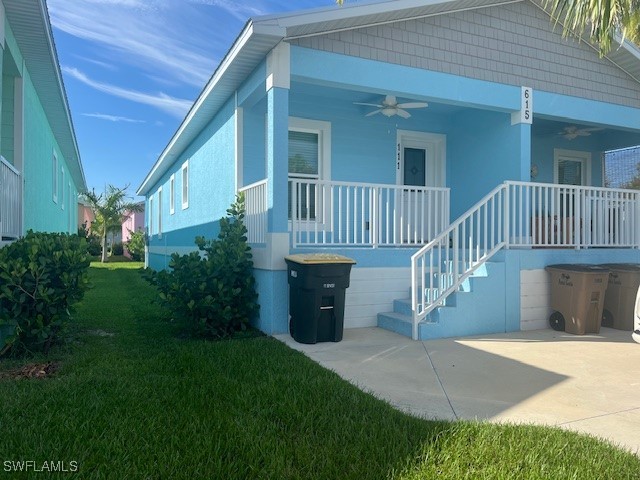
377 311 413 338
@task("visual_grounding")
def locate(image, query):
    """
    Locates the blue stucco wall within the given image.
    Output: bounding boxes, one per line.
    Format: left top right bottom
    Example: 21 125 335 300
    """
448 109 529 219
1 21 79 234
146 97 236 254
22 68 78 234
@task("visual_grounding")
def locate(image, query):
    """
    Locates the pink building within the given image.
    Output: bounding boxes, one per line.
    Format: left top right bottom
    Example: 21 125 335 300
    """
78 200 95 232
122 203 145 258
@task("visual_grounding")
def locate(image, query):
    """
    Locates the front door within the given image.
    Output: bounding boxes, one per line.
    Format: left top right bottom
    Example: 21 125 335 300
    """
396 131 446 244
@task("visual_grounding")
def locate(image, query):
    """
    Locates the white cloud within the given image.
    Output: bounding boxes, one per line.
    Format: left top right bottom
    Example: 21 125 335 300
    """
64 67 192 118
48 0 220 88
82 113 145 123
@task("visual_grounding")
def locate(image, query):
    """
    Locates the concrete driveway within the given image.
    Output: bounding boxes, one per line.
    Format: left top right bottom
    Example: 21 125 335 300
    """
276 327 640 455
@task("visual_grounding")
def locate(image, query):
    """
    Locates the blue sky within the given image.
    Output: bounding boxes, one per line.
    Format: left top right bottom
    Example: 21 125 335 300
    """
49 0 333 198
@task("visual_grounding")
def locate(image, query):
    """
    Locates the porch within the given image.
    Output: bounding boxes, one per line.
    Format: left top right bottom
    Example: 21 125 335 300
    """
0 156 21 242
241 177 640 339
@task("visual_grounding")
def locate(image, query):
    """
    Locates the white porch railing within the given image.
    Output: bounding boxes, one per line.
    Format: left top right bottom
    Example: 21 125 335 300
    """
506 181 640 248
239 179 268 244
411 181 640 339
290 179 450 247
0 156 21 240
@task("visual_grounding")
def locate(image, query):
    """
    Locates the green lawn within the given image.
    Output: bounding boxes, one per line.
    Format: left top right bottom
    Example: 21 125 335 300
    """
0 262 638 479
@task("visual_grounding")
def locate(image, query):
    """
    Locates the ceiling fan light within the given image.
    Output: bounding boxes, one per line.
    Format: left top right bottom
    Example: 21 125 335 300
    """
381 107 396 117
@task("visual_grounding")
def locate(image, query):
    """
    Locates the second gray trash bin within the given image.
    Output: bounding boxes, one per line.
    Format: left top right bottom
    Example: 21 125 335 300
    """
600 263 640 331
545 264 610 335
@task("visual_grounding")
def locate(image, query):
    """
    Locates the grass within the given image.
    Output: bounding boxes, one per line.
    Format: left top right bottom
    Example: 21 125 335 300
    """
0 262 638 479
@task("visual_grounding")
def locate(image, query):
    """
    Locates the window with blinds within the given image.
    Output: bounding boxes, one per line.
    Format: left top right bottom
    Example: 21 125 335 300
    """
288 130 319 220
557 159 582 186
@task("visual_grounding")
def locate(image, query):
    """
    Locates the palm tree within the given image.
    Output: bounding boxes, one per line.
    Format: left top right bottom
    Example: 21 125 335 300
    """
83 185 143 263
544 0 640 55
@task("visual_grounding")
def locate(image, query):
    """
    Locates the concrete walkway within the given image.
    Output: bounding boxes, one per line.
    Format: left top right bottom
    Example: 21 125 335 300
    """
276 327 640 455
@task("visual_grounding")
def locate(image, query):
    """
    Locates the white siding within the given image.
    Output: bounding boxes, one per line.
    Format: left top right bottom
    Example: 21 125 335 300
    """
344 267 411 328
520 269 553 331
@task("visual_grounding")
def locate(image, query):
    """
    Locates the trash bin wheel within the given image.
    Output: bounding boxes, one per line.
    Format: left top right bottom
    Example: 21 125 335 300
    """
289 316 295 337
549 311 565 331
601 309 613 328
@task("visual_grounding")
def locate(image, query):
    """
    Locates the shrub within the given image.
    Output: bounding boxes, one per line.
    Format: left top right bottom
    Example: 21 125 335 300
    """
125 230 145 261
111 242 124 256
0 231 91 355
78 222 102 257
145 194 259 338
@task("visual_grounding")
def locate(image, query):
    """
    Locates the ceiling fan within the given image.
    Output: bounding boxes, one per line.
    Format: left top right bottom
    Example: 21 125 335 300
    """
560 125 603 140
354 95 428 119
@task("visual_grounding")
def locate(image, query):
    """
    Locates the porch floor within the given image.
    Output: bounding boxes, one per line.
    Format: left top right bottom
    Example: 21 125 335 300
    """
276 326 640 456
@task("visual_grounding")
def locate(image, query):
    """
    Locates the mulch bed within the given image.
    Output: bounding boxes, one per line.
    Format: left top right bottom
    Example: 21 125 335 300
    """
0 361 60 380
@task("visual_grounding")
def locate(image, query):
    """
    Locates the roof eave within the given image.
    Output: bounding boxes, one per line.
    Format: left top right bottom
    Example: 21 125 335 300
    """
136 21 285 196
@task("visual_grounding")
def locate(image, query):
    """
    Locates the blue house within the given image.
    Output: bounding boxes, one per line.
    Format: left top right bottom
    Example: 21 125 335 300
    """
137 0 640 340
0 0 86 247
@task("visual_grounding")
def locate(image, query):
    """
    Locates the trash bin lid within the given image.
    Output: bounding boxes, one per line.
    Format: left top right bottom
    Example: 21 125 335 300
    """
285 253 356 265
600 263 640 272
546 264 610 273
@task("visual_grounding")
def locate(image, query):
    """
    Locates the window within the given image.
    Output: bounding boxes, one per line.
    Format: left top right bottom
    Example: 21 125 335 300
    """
287 118 331 222
61 168 65 209
149 196 154 235
158 187 163 237
170 174 175 214
52 152 58 203
181 161 189 209
554 149 591 186
68 183 72 232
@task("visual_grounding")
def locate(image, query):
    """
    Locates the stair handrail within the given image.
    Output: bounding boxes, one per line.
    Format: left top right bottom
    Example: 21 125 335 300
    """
410 183 508 339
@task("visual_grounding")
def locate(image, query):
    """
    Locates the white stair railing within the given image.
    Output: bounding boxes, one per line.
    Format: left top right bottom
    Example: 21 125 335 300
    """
411 184 507 339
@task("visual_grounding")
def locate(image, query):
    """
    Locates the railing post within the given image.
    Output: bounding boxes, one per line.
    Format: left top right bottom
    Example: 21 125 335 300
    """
504 183 510 249
291 180 298 248
636 193 640 249
372 186 379 248
575 188 582 250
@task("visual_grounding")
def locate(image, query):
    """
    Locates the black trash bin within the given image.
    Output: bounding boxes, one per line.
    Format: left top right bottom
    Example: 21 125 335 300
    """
285 253 356 344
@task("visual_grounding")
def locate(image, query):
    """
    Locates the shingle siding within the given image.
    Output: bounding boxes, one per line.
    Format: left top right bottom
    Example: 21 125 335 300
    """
289 1 640 108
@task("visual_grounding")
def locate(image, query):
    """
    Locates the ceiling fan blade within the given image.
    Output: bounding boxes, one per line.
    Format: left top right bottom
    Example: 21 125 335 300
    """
396 102 428 109
365 109 383 117
384 95 397 106
354 102 384 108
396 108 411 119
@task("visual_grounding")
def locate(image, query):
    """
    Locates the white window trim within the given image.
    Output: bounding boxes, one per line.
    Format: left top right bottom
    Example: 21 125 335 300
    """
288 117 331 231
169 174 175 215
52 151 58 203
554 149 591 186
149 196 154 236
158 187 163 238
61 167 65 210
181 160 189 210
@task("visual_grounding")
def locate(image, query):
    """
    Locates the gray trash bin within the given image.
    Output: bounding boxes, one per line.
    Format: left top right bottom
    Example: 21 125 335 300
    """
600 263 640 331
545 264 609 335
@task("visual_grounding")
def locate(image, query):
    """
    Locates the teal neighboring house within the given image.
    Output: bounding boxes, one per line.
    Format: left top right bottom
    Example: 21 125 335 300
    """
139 0 640 341
0 0 86 247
